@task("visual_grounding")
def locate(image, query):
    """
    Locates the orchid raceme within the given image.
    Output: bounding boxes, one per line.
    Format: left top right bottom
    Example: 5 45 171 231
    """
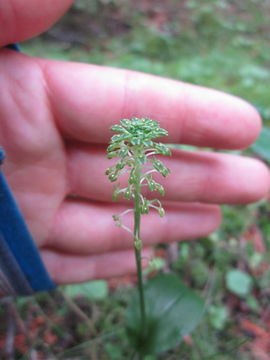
106 117 171 336
106 117 171 239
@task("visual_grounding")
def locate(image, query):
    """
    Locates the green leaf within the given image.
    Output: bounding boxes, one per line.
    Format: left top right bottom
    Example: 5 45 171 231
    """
208 305 228 330
144 257 166 275
246 295 260 313
63 280 108 301
225 269 253 297
126 273 204 355
250 126 270 162
104 343 123 359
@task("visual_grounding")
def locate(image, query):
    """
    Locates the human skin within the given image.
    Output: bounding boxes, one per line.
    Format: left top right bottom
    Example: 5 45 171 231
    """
0 0 269 284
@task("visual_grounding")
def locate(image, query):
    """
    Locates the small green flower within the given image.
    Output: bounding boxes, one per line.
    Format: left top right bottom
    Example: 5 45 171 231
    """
151 157 170 177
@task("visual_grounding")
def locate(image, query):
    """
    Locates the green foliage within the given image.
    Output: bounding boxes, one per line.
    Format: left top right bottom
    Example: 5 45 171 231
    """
104 343 123 359
63 280 108 300
144 257 166 276
220 205 252 236
208 305 228 330
190 259 210 287
251 127 270 162
246 295 260 314
259 268 270 290
126 274 204 356
225 269 253 297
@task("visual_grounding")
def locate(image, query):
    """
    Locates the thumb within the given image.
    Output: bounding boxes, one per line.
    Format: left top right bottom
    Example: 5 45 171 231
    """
0 0 73 46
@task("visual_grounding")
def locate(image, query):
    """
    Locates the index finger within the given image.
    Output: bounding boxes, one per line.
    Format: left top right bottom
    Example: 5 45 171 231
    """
42 58 261 149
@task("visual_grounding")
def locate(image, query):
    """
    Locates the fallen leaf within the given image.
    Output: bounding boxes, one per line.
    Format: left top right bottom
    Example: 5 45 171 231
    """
44 331 58 345
240 319 270 360
15 334 27 353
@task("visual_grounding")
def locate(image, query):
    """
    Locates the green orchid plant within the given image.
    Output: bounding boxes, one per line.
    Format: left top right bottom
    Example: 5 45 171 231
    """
106 117 171 330
106 118 204 357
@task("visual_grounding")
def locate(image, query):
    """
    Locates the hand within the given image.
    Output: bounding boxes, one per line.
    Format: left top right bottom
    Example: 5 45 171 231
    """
0 0 269 284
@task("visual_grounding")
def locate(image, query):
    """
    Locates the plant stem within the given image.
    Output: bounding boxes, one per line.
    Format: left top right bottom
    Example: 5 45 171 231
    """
133 161 146 333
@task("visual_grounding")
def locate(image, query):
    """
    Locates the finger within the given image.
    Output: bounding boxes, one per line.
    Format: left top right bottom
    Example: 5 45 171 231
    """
43 200 221 254
0 0 73 46
67 144 270 205
41 248 153 284
41 59 261 149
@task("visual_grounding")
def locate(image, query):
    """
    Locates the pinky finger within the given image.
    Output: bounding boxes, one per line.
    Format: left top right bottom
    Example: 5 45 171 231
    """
41 248 153 285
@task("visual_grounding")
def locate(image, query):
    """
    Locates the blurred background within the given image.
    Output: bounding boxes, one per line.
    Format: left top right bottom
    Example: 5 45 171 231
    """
1 0 270 359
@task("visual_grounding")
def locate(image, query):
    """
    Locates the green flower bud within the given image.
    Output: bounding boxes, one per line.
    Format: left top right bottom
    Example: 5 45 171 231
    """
156 184 165 196
131 137 141 145
118 147 129 158
152 158 170 177
111 124 125 133
153 143 171 156
115 160 125 170
112 189 120 201
108 173 118 182
111 134 123 142
120 118 131 127
138 155 146 164
146 176 157 191
158 207 165 217
107 151 119 159
140 199 149 214
148 181 156 191
124 188 132 199
129 169 136 184
134 238 142 250
143 140 153 147
107 143 119 152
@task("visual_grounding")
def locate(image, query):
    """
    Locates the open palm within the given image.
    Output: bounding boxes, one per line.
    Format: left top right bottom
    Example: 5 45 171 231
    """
0 0 269 285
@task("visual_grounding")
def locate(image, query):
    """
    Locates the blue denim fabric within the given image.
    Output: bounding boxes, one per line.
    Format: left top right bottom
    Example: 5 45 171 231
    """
0 232 33 296
5 44 20 51
0 164 56 293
